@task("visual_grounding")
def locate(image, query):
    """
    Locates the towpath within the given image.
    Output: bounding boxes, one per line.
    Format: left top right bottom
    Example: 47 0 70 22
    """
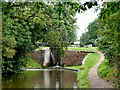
87 49 113 88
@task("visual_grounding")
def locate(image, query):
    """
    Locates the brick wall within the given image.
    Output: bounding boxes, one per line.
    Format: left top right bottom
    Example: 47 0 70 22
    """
29 47 50 67
29 48 89 67
29 50 45 67
63 50 88 66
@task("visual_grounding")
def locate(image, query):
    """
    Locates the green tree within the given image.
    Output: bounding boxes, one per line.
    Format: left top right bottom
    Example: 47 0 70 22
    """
96 2 120 88
97 2 120 70
2 2 51 73
2 35 17 73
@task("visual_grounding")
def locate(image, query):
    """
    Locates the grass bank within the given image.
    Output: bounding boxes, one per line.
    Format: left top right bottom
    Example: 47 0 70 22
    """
23 58 41 68
97 59 120 88
68 47 97 52
65 47 100 88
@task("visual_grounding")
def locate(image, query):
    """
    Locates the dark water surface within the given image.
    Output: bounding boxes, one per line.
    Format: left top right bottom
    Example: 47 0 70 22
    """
2 69 77 88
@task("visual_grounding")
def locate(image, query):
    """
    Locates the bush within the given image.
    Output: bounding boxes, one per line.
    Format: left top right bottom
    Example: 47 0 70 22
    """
97 59 120 88
97 59 111 78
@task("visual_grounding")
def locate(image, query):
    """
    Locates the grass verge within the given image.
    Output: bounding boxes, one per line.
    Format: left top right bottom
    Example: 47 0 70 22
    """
67 47 97 52
23 58 41 68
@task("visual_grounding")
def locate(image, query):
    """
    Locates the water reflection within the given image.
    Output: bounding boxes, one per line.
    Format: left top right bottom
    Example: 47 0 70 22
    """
2 69 77 88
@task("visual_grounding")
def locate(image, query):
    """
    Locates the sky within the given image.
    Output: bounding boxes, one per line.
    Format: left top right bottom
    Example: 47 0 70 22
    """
75 8 100 40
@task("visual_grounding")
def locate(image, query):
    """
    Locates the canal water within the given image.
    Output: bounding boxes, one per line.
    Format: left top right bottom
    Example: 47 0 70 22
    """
2 69 77 88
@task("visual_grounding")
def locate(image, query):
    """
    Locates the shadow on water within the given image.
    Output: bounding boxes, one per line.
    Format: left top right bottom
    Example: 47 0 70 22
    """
2 69 77 88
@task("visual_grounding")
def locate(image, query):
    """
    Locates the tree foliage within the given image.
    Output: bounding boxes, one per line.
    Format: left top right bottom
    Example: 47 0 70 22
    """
97 2 120 69
2 1 96 73
2 1 99 73
97 2 120 88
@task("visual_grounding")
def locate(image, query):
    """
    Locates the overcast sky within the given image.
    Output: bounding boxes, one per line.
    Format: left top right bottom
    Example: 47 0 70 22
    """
75 8 100 40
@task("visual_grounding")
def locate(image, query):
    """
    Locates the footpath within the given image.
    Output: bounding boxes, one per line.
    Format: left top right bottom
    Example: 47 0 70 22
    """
87 49 113 88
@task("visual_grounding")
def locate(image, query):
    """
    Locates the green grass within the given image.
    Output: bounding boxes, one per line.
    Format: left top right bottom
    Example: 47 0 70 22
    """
23 59 41 68
22 46 45 69
67 47 97 52
77 53 100 88
65 66 81 69
95 47 100 51
37 47 46 50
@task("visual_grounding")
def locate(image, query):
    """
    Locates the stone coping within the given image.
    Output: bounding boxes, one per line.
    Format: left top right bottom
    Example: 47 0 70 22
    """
21 67 79 72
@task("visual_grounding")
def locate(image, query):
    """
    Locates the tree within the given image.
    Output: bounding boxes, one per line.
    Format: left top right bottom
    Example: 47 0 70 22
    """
96 2 120 88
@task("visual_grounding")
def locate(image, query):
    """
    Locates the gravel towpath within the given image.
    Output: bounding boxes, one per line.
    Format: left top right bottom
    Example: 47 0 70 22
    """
87 49 113 88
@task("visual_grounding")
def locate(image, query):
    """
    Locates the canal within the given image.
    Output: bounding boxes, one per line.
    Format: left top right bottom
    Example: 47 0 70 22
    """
2 69 77 88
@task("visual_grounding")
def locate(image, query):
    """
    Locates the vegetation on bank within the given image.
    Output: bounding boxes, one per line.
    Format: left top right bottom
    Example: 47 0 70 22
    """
22 58 41 69
96 2 120 88
22 46 45 69
97 59 120 88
